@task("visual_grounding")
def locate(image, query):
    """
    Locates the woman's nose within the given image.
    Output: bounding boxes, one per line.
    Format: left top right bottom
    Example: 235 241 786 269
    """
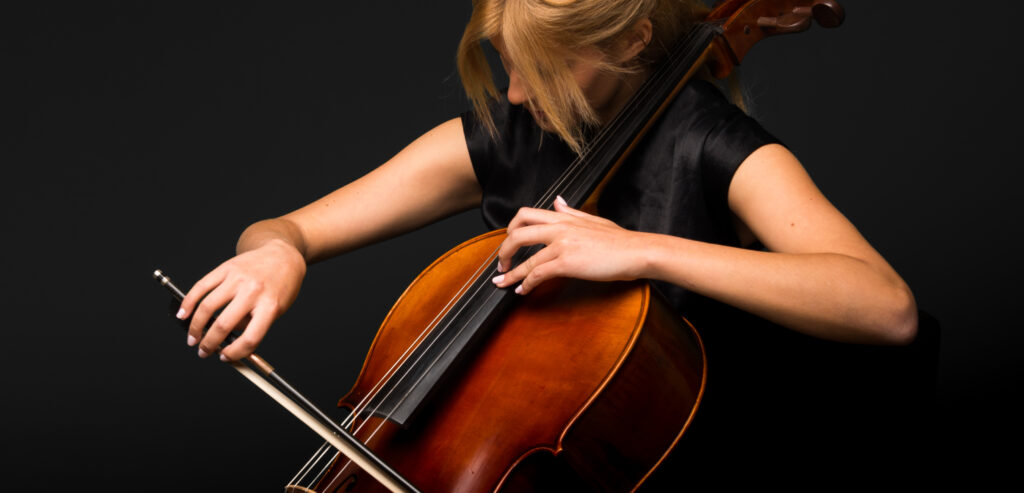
507 69 528 105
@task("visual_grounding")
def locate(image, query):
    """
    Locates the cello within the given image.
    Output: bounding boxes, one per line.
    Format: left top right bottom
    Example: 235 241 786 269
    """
158 1 845 491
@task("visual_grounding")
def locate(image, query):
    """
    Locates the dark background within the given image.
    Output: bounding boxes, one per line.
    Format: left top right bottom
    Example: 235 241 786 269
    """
5 1 1021 489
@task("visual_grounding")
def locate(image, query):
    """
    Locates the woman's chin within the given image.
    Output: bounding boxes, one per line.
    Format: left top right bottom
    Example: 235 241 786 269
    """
531 110 553 130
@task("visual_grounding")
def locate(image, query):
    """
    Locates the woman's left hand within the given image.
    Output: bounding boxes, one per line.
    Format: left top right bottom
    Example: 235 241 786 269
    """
492 196 650 294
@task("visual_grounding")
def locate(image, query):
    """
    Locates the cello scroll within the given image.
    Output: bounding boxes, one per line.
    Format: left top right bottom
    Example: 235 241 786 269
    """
707 0 845 78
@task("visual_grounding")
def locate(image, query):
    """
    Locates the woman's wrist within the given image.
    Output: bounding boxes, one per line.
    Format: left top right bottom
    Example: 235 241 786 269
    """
262 238 308 271
631 231 687 284
236 219 307 258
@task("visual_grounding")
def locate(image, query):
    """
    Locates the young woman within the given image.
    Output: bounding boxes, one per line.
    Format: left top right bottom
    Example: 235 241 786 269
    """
179 0 917 482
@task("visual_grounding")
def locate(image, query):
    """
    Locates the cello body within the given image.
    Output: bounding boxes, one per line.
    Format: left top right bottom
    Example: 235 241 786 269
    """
301 230 706 492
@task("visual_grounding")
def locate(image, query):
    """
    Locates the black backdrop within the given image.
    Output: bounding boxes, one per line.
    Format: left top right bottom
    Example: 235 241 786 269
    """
5 1 1021 489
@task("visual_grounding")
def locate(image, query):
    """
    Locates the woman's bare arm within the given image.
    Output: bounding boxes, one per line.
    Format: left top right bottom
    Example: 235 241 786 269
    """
178 117 480 360
709 143 917 343
269 118 482 263
492 144 917 345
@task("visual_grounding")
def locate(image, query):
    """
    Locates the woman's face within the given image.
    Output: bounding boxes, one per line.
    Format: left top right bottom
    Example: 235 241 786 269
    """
495 39 640 130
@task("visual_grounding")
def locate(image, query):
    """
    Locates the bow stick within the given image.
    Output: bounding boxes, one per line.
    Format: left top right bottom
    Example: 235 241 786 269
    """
152 269 420 493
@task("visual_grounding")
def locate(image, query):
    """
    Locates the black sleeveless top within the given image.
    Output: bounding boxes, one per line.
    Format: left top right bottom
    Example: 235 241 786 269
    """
460 81 899 482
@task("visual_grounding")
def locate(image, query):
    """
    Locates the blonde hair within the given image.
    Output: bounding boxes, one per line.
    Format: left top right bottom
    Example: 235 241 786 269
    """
457 0 709 154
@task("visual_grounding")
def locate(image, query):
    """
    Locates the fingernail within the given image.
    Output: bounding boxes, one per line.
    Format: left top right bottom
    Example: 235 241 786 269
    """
187 335 197 346
492 274 505 284
198 347 208 358
219 354 228 362
176 308 186 319
555 195 567 207
515 285 524 295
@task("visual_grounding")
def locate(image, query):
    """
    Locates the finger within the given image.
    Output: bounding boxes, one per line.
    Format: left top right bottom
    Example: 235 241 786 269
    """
517 249 565 295
493 245 558 289
507 207 570 232
179 267 227 321
497 223 561 272
197 290 255 358
187 281 238 347
553 195 590 218
219 304 274 361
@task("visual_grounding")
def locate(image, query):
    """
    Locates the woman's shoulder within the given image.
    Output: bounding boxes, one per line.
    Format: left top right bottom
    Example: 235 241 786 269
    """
663 79 752 133
659 79 780 167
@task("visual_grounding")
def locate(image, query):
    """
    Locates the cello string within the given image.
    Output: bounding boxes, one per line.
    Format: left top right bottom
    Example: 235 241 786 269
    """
289 273 480 491
290 440 332 488
349 249 501 434
342 308 448 428
346 247 497 429
316 261 494 491
350 260 507 463
331 234 497 433
318 249 503 491
311 23 715 488
306 439 352 491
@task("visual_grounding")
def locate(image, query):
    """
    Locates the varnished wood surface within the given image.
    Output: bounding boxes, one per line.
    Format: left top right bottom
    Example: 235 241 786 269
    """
308 230 705 492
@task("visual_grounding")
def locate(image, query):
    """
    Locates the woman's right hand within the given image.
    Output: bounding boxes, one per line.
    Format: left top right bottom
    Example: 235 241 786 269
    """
177 238 307 361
